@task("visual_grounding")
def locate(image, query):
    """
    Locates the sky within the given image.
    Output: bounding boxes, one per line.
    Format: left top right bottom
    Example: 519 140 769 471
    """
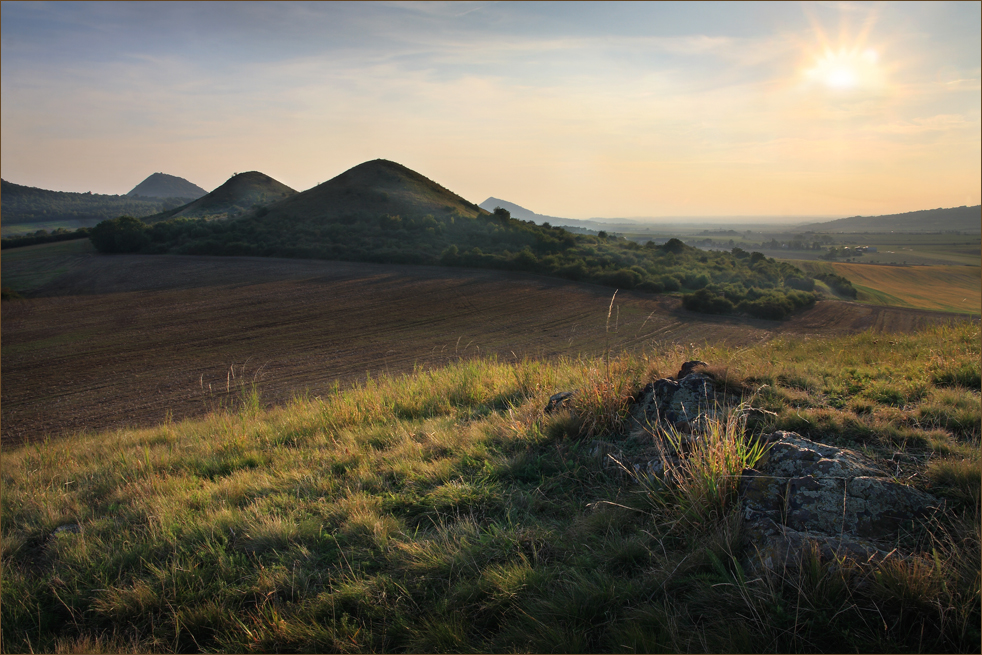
1 1 979 219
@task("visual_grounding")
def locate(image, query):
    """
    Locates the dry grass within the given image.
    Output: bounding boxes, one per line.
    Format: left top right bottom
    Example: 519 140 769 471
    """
1 322 979 653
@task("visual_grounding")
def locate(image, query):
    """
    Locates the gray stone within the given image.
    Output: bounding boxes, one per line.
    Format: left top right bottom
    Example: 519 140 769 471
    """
633 372 732 430
545 391 573 413
739 431 942 567
676 360 709 379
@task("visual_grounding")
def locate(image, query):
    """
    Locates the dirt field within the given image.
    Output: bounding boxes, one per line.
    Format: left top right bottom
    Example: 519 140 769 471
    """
3 243 975 444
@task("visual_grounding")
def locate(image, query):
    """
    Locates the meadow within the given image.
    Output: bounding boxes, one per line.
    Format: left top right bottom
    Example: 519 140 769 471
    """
1 322 979 653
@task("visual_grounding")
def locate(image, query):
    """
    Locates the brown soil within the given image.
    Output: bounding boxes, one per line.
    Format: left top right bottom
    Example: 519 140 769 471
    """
2 250 972 445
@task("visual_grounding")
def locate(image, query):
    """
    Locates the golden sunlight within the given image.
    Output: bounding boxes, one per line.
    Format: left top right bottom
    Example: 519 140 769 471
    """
806 47 883 91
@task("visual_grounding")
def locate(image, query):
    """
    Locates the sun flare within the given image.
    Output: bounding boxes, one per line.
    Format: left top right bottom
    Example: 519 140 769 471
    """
806 47 883 91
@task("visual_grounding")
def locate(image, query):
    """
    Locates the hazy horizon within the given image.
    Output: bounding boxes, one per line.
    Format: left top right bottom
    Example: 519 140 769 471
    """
2 1 979 221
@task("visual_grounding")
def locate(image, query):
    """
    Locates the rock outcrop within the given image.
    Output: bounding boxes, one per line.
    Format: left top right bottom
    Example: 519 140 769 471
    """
625 361 942 568
549 361 943 569
632 360 735 431
739 431 942 569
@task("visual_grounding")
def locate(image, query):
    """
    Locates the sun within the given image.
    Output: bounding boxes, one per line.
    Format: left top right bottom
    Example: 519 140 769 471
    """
806 48 882 91
798 5 888 95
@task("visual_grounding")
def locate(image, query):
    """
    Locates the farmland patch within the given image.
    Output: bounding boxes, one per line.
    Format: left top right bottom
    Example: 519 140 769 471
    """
2 247 974 444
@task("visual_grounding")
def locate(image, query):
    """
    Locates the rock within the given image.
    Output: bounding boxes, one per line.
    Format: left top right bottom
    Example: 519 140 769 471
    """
545 391 573 413
676 360 708 379
739 431 942 568
633 372 732 430
53 523 81 536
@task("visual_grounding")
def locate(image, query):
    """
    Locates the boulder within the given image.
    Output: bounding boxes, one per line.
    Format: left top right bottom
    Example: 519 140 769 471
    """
545 391 573 413
739 431 942 569
633 361 734 430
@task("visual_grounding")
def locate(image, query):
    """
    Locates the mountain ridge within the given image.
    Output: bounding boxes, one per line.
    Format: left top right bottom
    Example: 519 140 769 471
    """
794 205 980 233
0 179 193 231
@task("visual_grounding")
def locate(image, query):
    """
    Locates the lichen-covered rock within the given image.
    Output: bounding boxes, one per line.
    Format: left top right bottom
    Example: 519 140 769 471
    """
739 431 942 568
633 365 733 430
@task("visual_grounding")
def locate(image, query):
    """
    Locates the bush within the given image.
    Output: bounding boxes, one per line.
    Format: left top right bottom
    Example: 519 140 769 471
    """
601 268 641 289
738 294 793 320
682 289 735 314
659 275 681 292
784 276 816 292
816 272 858 299
89 216 150 253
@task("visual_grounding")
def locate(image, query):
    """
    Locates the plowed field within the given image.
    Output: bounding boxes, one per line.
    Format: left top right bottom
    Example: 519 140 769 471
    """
2 243 974 444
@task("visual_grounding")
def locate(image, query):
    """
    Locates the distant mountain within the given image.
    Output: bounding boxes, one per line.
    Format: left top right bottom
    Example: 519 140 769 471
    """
0 179 191 230
797 205 981 233
127 173 207 200
150 172 296 221
258 159 487 223
479 197 595 230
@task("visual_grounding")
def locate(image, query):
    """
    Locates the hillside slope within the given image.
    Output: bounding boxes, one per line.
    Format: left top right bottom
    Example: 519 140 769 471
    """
798 205 981 233
149 171 296 221
1 323 978 653
126 172 207 199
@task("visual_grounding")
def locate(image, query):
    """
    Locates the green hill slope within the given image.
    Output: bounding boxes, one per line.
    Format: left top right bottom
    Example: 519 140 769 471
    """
149 171 297 221
1 324 978 653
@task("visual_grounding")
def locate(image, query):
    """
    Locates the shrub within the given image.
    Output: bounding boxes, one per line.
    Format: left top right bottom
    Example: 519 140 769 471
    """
816 272 858 299
601 268 641 289
682 289 735 315
784 276 816 292
89 216 150 253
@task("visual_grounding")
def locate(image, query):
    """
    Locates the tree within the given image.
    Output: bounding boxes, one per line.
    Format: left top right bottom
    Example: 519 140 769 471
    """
89 216 150 253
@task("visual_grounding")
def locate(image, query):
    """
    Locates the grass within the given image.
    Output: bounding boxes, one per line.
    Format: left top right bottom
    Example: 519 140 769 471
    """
1 322 979 653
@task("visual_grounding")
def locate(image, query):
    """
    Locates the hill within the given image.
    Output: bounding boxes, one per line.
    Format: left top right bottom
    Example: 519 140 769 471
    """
0 179 192 233
478 196 596 231
126 172 207 199
798 205 981 233
262 159 487 222
149 171 296 221
87 159 842 320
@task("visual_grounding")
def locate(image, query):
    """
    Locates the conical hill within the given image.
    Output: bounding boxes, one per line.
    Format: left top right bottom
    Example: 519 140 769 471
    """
127 173 207 199
157 172 296 221
253 159 487 223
